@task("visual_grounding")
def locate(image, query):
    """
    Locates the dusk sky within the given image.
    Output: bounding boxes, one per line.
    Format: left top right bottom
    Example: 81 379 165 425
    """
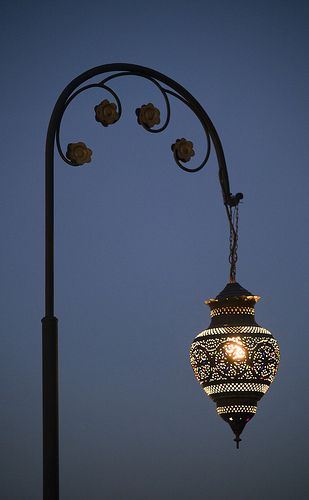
1 1 308 499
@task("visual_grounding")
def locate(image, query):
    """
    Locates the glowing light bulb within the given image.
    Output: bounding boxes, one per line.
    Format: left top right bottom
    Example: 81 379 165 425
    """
224 339 247 361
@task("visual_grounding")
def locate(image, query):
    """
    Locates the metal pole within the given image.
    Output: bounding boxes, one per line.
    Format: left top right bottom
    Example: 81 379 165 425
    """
43 92 59 499
42 317 59 500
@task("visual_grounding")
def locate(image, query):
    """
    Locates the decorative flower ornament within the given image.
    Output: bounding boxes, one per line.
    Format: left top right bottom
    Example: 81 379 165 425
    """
171 138 195 163
94 99 119 127
66 142 92 166
136 103 160 129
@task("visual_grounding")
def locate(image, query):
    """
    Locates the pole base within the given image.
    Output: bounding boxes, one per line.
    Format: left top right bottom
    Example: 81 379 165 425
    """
42 316 59 500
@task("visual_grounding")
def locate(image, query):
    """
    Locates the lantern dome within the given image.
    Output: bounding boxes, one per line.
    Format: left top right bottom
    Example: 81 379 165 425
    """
190 282 280 447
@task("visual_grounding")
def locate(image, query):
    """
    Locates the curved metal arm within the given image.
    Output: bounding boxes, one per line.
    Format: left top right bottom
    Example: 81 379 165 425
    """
45 63 243 317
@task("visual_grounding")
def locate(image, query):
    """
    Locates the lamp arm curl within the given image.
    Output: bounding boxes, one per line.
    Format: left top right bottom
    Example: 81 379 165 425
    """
45 63 243 316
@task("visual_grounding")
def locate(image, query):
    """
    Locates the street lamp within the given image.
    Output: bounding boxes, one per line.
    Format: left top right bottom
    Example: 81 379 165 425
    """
42 63 280 499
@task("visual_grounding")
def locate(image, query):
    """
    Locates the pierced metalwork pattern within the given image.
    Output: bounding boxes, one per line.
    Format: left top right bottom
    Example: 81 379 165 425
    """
195 325 272 338
210 306 254 317
189 282 280 443
204 382 269 395
217 405 257 415
190 332 280 388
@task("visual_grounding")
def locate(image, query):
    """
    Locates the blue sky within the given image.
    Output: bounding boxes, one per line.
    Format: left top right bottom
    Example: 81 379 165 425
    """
1 1 308 499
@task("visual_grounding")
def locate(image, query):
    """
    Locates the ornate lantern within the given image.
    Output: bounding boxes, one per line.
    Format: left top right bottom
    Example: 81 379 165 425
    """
190 281 280 447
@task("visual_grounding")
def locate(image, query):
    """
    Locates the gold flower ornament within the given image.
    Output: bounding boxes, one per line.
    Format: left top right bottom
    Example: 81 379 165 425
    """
66 142 92 166
95 99 119 127
136 103 160 129
171 138 195 163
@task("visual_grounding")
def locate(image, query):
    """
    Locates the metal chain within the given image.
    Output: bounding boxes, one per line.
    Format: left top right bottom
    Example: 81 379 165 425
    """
228 205 239 283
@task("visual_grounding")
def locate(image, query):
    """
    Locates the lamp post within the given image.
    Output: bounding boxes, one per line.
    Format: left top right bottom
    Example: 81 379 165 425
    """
42 63 279 500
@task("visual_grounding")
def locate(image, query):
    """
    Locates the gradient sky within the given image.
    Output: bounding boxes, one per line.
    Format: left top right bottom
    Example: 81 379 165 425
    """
1 1 308 499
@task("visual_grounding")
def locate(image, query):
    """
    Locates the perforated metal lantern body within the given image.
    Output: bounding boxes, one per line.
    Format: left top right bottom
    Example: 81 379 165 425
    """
190 282 280 447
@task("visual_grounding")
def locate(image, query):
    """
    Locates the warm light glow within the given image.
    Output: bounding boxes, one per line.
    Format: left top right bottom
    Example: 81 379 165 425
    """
210 305 255 317
190 282 281 443
204 382 270 395
190 327 280 389
217 405 257 415
224 339 247 361
196 325 272 338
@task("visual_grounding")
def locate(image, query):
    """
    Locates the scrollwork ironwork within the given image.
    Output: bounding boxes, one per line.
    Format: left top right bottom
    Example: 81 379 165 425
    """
100 71 172 134
45 63 243 317
55 82 122 166
52 66 230 184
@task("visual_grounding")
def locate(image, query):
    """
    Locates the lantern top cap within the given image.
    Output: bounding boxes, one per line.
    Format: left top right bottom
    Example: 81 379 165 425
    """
205 282 261 305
